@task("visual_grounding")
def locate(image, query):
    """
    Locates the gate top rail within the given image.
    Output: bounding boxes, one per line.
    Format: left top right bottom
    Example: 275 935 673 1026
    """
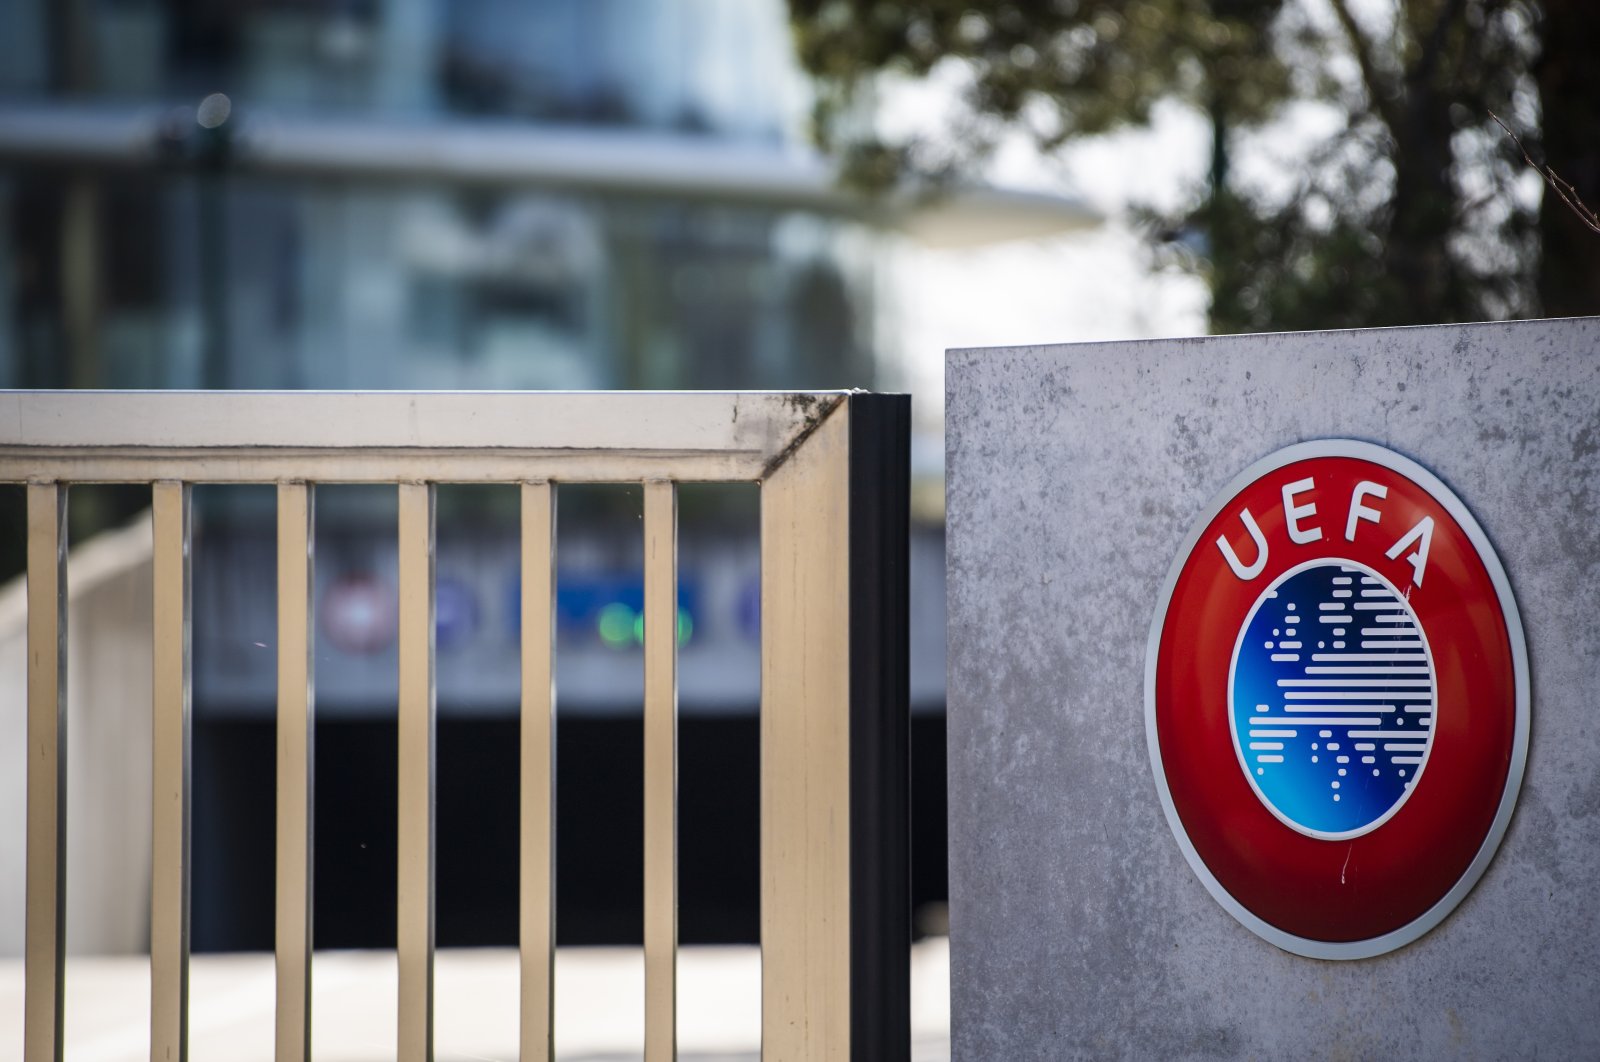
0 390 848 483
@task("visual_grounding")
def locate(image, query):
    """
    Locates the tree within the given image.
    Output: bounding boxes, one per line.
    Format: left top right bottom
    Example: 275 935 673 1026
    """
788 0 1575 332
1533 0 1600 317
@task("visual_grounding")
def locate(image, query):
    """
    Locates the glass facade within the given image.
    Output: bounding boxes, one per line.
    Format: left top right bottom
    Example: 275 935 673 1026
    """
0 0 876 393
1 0 803 135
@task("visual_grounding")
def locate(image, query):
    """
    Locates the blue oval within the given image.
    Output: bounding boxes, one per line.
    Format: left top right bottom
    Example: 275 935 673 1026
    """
1230 560 1436 839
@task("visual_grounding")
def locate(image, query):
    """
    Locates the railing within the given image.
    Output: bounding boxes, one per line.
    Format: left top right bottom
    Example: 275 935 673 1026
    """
1 390 911 1061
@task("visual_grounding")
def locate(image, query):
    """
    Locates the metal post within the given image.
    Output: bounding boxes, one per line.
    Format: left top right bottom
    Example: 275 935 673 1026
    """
275 482 314 1062
760 402 854 1057
846 395 912 1061
24 483 66 1062
151 481 193 1062
520 481 556 1061
759 394 911 1060
397 482 436 1062
643 480 679 1060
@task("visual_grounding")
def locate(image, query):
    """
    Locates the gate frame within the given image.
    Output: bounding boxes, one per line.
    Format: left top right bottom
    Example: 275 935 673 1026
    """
0 389 910 1062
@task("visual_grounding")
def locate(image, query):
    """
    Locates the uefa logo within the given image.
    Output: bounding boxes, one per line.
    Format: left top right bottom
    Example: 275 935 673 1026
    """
1146 440 1528 959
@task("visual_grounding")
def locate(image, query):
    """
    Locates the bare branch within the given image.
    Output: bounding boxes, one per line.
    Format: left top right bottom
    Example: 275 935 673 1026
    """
1490 110 1600 236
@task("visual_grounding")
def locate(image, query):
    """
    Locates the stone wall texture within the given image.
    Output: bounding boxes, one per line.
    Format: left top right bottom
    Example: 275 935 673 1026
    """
946 318 1600 1059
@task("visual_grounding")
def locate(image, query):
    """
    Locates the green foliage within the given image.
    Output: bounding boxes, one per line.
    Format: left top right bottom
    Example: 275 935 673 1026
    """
793 1 1287 178
790 0 1548 330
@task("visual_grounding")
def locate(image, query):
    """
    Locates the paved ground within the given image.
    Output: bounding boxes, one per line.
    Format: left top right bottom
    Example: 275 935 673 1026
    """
0 939 950 1060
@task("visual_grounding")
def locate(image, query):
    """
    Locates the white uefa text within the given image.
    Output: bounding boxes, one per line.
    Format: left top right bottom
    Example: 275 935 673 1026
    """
1215 478 1433 586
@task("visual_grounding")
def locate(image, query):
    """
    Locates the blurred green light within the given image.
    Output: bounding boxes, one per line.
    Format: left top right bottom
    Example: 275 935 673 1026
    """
605 603 694 648
597 603 635 649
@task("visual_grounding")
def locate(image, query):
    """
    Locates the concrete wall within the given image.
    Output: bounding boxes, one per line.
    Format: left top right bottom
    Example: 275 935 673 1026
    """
946 318 1600 1058
0 514 153 957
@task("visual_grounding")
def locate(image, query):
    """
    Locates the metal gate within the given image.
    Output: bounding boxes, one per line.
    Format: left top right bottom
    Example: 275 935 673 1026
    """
1 390 910 1061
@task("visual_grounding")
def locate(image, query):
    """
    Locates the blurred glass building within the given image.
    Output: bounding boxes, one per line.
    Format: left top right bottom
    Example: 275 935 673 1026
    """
0 0 878 393
0 0 1091 956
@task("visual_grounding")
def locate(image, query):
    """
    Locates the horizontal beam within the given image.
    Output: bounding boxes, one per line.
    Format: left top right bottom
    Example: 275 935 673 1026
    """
0 392 845 484
0 103 1101 241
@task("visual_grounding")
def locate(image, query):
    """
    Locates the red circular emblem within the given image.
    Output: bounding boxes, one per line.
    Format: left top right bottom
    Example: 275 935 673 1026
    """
1145 440 1528 958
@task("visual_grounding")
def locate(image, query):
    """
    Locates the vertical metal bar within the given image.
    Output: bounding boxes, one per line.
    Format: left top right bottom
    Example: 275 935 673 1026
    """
847 395 912 1061
642 480 678 1062
396 482 436 1062
275 483 314 1062
519 481 556 1061
760 403 853 1059
24 483 66 1062
151 480 193 1062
